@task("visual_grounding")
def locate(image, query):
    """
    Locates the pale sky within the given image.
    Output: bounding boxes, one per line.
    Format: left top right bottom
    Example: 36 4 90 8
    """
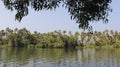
0 0 120 33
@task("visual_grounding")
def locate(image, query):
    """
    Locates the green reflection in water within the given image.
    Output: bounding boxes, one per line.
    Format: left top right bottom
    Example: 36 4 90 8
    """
0 48 120 67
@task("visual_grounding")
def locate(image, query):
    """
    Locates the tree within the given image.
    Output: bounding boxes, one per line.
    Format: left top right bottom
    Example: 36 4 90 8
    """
2 0 112 30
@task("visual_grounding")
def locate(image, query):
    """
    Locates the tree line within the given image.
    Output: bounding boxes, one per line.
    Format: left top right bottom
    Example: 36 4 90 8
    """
0 28 120 48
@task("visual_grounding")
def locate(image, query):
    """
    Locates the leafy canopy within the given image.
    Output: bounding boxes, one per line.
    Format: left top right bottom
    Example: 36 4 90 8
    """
2 0 112 30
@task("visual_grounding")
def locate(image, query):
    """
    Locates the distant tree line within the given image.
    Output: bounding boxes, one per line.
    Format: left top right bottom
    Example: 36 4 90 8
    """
0 28 120 48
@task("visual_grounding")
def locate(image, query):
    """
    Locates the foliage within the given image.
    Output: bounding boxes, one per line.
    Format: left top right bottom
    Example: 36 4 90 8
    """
1 28 120 48
2 0 112 30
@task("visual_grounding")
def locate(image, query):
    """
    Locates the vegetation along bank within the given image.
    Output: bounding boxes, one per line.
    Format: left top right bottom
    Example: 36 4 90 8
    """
0 28 120 48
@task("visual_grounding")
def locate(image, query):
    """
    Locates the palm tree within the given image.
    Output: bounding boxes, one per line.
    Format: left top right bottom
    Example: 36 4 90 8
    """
68 31 72 36
80 32 87 46
14 28 18 33
63 30 67 35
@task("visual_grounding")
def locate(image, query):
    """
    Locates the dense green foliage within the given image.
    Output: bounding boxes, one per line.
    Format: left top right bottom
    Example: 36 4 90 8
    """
2 0 112 30
0 28 120 48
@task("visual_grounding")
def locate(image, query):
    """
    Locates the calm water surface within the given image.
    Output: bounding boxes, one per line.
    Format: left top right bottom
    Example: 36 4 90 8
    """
0 48 120 67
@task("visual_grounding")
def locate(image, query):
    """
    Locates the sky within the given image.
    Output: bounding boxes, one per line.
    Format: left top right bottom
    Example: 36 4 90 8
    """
0 0 120 33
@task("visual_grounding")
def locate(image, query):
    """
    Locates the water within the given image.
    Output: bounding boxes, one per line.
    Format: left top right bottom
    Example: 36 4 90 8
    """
0 48 120 67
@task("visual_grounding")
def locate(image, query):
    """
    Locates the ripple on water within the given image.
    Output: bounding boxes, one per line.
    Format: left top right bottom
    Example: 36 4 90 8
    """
0 48 120 67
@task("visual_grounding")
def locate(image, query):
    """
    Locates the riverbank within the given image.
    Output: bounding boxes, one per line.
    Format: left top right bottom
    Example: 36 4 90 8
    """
1 44 120 49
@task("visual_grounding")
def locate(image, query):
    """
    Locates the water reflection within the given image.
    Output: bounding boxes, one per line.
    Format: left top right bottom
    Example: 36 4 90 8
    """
0 48 120 67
